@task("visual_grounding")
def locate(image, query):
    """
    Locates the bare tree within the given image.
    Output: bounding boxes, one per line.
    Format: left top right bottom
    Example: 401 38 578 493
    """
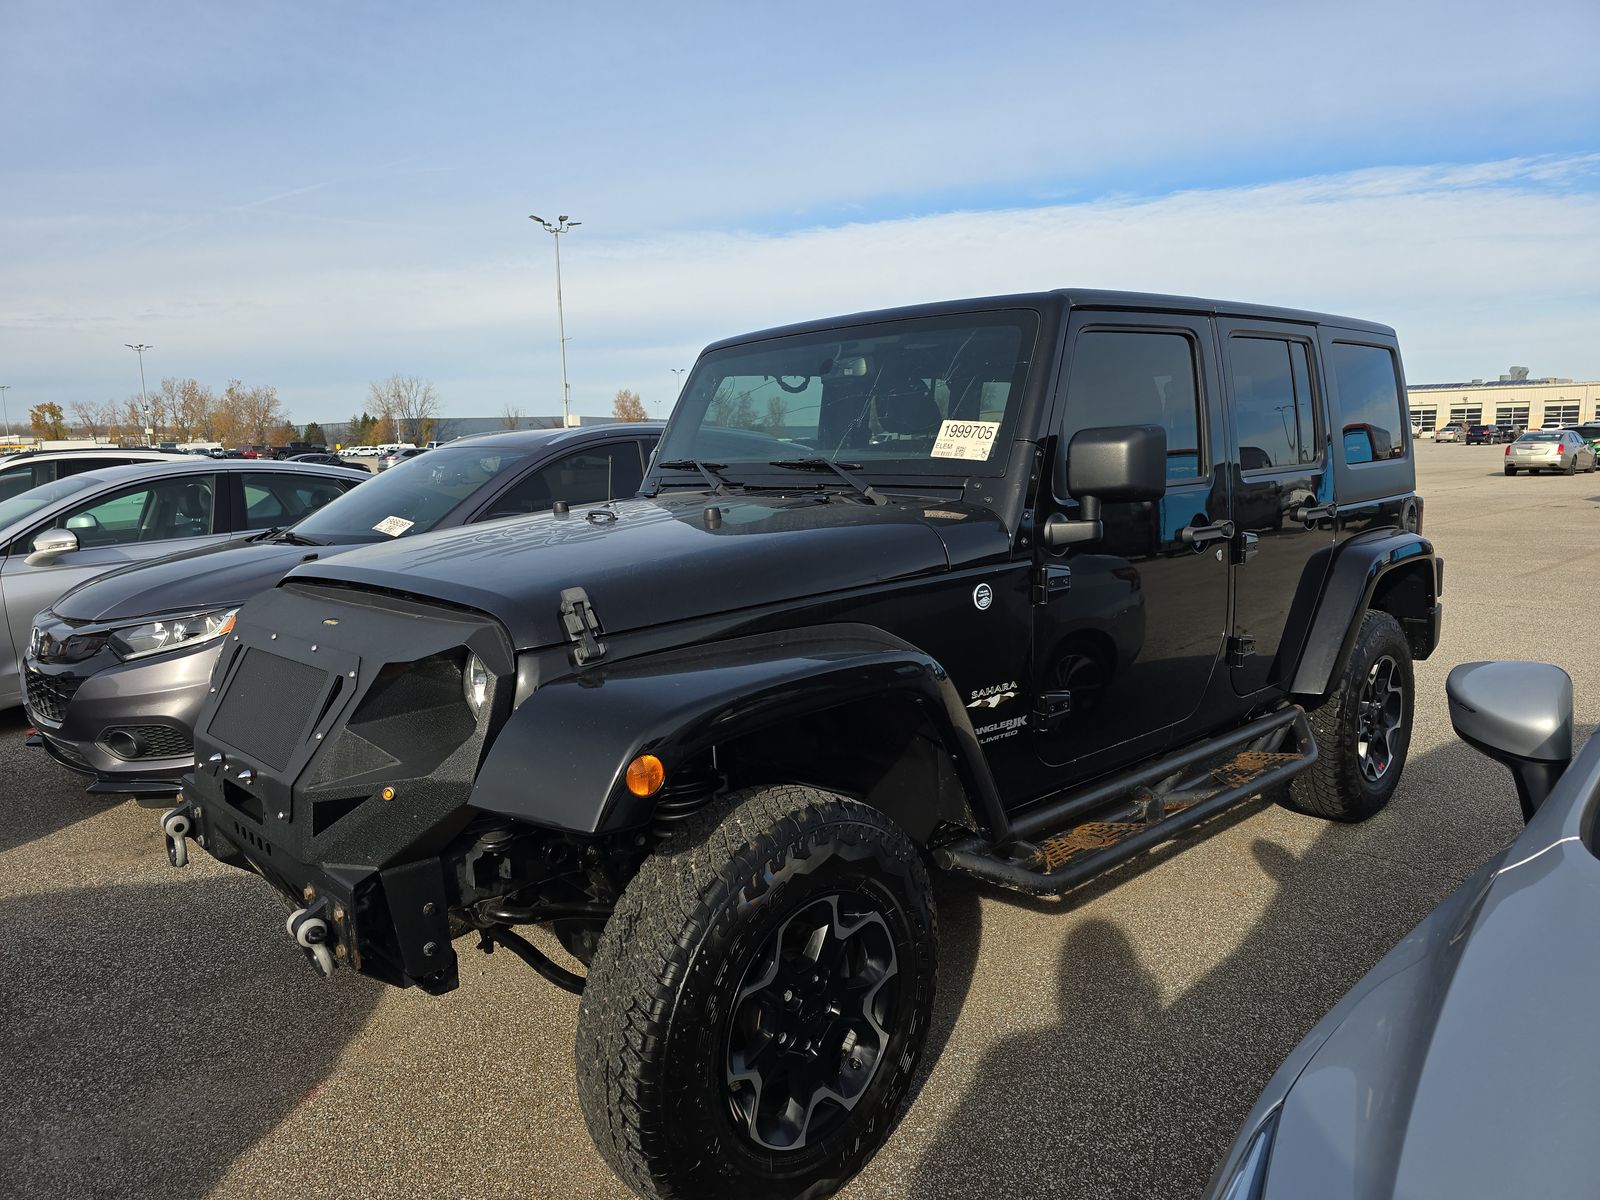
501 403 526 430
70 401 104 439
613 388 648 422
368 375 439 443
220 379 283 446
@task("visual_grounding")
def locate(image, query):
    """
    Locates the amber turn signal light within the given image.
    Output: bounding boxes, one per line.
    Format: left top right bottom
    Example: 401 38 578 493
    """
625 754 665 797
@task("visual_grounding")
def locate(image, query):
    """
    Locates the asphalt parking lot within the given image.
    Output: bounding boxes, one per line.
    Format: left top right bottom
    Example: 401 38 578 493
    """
3 440 1595 1200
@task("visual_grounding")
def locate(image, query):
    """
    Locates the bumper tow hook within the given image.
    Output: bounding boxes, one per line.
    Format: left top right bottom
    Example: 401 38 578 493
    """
287 906 336 977
161 807 193 869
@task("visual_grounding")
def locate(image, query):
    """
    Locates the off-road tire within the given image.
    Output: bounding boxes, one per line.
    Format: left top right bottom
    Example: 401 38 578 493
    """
1282 610 1413 822
576 784 937 1200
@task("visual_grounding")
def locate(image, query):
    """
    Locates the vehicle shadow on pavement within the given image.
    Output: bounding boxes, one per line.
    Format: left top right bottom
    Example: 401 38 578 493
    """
0 709 118 855
905 737 1526 1200
0 874 383 1199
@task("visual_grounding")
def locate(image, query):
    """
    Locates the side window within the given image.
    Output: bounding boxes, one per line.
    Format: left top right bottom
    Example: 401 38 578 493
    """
1227 337 1320 471
54 476 215 548
240 474 349 530
0 462 44 503
485 444 645 519
1330 342 1406 464
1063 330 1203 482
57 457 124 479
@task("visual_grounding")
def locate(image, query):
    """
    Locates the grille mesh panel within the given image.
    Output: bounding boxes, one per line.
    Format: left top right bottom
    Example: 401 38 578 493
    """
100 725 194 761
208 648 327 769
25 670 82 724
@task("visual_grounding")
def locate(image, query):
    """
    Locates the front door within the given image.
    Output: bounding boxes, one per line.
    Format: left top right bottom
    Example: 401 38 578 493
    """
1217 320 1336 695
1032 312 1231 775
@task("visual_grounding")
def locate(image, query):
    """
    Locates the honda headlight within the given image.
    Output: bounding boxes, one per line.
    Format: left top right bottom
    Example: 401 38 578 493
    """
109 609 238 661
463 651 490 717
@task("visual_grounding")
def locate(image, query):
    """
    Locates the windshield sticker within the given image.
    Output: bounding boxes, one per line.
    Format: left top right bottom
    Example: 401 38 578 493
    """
931 419 1000 461
372 515 415 537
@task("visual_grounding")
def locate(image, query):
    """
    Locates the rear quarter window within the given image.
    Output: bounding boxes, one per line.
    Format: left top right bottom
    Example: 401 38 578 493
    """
1329 342 1407 465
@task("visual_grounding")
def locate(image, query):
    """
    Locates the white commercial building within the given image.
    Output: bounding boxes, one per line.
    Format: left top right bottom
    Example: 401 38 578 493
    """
1407 368 1600 433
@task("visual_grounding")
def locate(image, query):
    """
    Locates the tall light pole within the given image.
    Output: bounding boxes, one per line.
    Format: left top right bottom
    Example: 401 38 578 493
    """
0 385 11 441
125 343 153 447
529 214 581 428
668 368 687 418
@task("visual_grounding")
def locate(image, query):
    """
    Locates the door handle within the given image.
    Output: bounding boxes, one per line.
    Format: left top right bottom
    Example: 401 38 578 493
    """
1179 519 1235 549
1293 502 1337 526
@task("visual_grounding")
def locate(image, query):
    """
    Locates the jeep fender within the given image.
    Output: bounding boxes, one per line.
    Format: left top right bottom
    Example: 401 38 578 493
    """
1290 528 1440 701
469 622 1004 840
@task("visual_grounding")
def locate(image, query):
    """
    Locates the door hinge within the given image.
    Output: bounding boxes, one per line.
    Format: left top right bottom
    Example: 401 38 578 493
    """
1226 635 1255 667
1031 563 1072 605
1232 531 1259 565
558 587 607 665
1033 690 1072 732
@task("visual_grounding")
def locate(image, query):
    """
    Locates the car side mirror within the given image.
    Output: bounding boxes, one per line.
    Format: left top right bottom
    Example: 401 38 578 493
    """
1446 661 1574 822
1043 424 1167 549
26 528 79 565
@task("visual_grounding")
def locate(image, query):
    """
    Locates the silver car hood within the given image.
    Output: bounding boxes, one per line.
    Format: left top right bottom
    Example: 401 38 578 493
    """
1219 731 1600 1199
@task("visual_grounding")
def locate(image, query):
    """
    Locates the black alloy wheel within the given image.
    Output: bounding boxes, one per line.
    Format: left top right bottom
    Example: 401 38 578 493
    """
725 892 899 1151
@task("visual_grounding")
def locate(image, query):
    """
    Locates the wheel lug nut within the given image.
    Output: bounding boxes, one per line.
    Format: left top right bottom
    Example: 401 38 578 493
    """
782 989 793 1002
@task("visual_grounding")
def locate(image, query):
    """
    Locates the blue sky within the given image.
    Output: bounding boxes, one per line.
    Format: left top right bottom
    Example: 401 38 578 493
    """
3 0 1598 423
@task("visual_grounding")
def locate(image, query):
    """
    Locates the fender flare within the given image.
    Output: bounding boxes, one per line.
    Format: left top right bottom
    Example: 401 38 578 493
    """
469 622 1006 839
1289 528 1439 701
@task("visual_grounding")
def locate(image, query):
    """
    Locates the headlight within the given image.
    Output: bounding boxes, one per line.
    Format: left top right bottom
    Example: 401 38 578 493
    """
109 609 238 661
1215 1108 1280 1200
463 651 490 717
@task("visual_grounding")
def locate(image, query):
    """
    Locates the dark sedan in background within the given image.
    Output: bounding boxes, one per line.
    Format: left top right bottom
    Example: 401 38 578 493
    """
1463 423 1505 445
1208 660 1596 1200
26 423 661 795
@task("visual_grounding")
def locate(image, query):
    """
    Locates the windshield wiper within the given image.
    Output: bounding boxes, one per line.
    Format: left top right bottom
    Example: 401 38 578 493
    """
656 459 740 495
768 459 887 506
264 527 323 547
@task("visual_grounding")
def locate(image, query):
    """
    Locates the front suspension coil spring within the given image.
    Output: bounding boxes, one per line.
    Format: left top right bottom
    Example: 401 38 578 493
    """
652 764 723 838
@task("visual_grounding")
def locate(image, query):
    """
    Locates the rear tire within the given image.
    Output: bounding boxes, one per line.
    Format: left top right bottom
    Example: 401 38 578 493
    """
1565 458 1577 476
576 784 937 1200
1504 466 1516 475
1282 610 1413 822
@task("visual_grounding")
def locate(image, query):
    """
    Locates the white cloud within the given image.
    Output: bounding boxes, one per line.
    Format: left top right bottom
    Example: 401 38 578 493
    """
2 154 1597 418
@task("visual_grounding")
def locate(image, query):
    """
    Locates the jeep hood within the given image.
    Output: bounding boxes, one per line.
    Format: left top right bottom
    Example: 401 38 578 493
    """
51 537 357 624
283 493 974 649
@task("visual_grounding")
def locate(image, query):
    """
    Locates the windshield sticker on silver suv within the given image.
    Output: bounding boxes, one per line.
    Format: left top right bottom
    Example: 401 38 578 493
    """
931 419 1000 461
372 515 415 537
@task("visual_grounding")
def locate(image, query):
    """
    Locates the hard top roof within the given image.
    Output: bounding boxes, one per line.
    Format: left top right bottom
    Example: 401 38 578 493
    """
702 289 1394 354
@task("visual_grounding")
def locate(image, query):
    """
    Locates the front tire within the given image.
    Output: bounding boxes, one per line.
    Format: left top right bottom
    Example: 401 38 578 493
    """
576 784 937 1200
1282 610 1413 822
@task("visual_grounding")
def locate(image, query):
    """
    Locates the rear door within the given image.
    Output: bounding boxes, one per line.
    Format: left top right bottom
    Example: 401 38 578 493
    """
1217 319 1336 695
1032 311 1231 774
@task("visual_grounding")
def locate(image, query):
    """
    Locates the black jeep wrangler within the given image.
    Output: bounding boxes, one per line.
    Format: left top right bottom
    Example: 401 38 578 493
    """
162 291 1441 1200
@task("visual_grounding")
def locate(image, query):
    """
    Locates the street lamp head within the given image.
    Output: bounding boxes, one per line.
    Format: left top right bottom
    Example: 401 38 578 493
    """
558 214 569 222
566 221 581 228
528 214 544 224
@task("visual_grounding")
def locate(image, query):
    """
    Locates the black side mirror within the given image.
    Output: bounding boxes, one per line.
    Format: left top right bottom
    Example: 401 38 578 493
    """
1043 424 1167 549
1446 661 1574 822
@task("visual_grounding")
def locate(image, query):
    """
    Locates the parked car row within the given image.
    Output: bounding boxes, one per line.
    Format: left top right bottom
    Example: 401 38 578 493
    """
20 424 660 791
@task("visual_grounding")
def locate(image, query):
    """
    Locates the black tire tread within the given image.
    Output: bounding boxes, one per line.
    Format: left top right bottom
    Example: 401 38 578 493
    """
575 783 932 1200
1283 609 1411 822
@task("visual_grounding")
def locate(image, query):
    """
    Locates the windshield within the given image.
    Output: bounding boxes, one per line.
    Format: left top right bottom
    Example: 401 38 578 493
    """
653 310 1040 482
0 474 102 531
291 445 534 543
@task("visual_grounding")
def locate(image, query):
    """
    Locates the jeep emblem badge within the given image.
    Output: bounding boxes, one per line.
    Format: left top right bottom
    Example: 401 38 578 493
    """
972 582 993 611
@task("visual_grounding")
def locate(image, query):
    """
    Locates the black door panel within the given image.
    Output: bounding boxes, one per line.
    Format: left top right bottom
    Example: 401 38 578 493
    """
1218 320 1336 695
1034 312 1230 773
